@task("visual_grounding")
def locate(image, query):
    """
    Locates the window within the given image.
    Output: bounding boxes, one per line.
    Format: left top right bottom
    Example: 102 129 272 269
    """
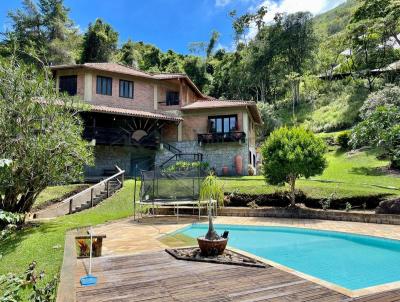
59 75 77 96
96 76 112 96
208 115 238 133
166 91 179 106
119 80 134 99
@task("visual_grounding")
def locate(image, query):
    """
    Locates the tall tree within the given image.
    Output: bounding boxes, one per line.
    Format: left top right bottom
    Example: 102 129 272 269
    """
276 12 317 106
119 39 141 68
4 0 79 65
80 18 118 63
347 0 400 90
0 57 93 213
39 0 80 64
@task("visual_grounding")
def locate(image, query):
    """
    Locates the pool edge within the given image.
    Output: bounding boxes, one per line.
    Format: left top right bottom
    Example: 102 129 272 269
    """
170 223 400 298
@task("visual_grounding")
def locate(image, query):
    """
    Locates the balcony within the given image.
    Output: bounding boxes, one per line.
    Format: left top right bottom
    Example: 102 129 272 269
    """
198 131 246 144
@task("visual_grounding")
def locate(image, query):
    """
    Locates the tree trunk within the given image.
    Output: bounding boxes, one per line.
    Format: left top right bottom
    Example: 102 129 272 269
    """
288 175 296 207
205 198 220 240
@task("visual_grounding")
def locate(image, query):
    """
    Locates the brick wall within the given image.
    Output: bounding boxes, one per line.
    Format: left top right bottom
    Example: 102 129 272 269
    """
181 109 244 141
90 71 154 111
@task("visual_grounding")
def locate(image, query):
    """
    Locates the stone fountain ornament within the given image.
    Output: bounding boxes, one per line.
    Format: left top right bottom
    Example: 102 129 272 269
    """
197 199 228 256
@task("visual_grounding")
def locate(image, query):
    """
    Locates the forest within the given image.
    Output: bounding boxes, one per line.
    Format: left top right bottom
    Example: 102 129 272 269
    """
1 0 400 140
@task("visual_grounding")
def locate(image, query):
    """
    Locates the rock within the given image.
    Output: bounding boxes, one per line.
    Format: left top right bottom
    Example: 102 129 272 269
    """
375 198 400 214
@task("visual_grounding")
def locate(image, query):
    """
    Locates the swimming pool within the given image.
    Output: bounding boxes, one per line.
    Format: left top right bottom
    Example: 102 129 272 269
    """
176 224 400 291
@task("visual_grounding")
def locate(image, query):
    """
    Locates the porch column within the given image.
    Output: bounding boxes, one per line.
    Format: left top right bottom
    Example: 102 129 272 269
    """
178 122 183 142
84 72 93 102
179 79 183 106
153 84 158 110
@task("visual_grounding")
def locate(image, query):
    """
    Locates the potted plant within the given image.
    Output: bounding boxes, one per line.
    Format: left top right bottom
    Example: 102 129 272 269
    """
197 173 227 256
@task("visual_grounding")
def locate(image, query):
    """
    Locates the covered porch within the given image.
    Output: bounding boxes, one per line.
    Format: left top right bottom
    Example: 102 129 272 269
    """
81 105 181 178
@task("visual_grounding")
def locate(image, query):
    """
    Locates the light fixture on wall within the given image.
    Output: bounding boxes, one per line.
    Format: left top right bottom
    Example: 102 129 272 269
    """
159 143 164 150
90 139 96 146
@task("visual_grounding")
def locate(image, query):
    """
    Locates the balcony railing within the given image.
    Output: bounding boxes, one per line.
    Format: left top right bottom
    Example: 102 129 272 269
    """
198 131 246 144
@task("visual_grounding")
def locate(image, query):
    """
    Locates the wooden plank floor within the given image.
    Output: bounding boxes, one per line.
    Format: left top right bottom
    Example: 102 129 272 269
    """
76 251 400 302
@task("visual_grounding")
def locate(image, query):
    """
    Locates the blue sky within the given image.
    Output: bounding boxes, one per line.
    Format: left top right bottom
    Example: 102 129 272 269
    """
0 0 346 54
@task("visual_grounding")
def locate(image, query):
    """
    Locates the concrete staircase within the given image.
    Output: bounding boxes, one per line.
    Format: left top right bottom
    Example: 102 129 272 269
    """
70 179 121 214
33 167 125 219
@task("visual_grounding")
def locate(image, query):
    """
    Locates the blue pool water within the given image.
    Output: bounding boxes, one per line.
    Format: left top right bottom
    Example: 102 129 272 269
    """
176 224 400 290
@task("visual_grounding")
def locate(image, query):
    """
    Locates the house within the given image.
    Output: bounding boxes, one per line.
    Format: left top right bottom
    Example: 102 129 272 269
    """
50 63 262 177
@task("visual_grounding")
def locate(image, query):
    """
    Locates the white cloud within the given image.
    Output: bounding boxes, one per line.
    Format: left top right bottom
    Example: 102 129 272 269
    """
246 0 346 39
215 0 233 7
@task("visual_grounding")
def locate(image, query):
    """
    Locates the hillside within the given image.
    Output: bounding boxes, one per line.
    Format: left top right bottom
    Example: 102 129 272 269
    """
314 0 359 38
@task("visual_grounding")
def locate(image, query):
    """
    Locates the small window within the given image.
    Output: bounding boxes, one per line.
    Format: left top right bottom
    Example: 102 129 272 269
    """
119 80 134 99
59 75 77 96
96 76 112 96
166 91 179 106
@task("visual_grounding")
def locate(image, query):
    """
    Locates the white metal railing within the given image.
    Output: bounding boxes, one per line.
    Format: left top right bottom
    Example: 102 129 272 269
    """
64 165 125 214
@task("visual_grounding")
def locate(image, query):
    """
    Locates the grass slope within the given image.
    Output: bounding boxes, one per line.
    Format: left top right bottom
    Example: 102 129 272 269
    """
222 148 400 198
34 184 85 209
313 0 359 38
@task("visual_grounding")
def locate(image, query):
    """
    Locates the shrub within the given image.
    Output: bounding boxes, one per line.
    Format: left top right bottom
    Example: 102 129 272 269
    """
351 106 400 169
261 126 327 206
0 261 58 302
360 85 400 119
336 130 351 149
163 161 209 173
376 198 400 214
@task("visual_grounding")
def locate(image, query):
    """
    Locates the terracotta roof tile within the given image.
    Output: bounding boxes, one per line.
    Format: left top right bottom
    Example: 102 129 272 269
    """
181 100 262 124
181 100 256 109
50 63 205 97
90 105 182 122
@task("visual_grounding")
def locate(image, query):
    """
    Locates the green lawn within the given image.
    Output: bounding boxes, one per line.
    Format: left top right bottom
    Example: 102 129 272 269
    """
34 184 86 209
0 180 140 292
222 148 400 199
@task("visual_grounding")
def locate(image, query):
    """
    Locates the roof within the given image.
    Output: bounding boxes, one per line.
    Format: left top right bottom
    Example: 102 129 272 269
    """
50 63 204 98
89 105 182 122
181 100 262 124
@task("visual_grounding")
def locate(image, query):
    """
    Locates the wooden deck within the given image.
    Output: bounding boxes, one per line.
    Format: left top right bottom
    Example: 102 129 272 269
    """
74 250 400 302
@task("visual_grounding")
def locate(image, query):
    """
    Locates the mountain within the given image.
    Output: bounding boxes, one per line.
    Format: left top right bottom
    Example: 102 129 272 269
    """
313 0 360 38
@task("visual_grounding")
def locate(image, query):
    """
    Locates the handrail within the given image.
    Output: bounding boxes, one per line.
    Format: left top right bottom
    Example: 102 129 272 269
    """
62 165 125 203
163 142 182 154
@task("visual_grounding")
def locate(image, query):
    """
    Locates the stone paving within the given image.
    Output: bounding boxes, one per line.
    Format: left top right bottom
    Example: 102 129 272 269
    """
92 215 400 256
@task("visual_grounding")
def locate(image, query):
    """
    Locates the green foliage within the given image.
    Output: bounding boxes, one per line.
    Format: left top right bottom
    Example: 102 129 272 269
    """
336 130 352 149
313 0 359 38
261 127 327 205
80 18 118 63
3 0 79 65
0 211 24 226
163 161 209 173
200 173 224 206
351 105 400 168
256 103 281 139
0 261 57 302
0 58 93 213
118 39 141 68
360 85 400 119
